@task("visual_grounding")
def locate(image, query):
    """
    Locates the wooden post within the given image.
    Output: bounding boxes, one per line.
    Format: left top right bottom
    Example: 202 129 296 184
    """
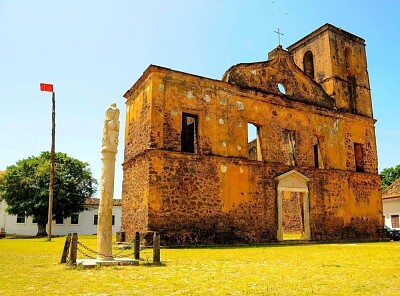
47 91 56 241
153 232 160 265
61 233 72 263
134 232 140 260
69 232 78 265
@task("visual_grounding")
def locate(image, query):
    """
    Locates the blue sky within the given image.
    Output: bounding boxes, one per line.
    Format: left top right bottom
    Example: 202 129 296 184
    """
1 0 399 198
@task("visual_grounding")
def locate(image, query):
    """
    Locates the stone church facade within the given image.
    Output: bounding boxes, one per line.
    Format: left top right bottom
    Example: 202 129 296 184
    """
122 24 383 244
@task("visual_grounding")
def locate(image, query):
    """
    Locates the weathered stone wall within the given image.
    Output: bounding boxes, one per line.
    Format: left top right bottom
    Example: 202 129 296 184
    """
145 69 378 174
282 192 303 232
121 154 149 237
122 24 382 244
145 150 276 244
288 24 372 117
122 77 154 236
306 169 382 240
124 77 153 160
138 154 382 243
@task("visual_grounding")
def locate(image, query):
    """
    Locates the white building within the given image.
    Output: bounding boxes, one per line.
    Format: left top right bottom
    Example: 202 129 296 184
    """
382 178 400 230
0 198 121 236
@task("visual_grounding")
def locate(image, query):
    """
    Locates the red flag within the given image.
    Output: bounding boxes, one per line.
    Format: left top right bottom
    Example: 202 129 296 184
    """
40 83 53 92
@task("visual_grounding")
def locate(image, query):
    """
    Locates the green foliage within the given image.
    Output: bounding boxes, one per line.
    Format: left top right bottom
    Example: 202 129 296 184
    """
0 152 96 234
380 164 400 189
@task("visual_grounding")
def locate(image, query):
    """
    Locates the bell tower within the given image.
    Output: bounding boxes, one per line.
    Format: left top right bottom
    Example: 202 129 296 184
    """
287 24 373 118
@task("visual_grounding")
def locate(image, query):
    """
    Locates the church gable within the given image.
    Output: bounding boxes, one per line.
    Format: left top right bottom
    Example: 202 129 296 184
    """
222 46 334 109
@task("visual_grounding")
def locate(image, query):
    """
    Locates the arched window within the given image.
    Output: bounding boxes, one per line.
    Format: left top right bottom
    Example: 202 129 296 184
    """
303 50 314 79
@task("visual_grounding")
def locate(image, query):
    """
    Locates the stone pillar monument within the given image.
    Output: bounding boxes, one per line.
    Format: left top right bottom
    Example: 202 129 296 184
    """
97 103 120 260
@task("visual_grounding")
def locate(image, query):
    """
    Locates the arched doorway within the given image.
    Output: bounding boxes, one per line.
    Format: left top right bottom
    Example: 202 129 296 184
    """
274 170 310 241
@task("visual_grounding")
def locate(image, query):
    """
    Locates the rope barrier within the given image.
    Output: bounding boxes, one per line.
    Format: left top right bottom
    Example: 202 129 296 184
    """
77 241 135 259
62 232 161 264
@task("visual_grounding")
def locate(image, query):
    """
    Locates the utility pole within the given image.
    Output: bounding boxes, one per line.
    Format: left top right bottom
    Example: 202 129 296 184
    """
48 91 55 241
40 83 55 241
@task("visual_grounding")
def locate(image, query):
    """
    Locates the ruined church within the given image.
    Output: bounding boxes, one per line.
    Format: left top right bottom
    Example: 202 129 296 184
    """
121 24 383 244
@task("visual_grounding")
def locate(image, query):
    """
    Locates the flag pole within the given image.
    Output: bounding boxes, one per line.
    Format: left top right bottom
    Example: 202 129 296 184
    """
47 91 55 241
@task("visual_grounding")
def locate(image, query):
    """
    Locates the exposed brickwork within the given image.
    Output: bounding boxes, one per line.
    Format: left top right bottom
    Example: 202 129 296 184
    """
282 192 303 232
121 23 383 244
363 128 379 174
124 85 152 160
145 151 277 244
288 24 373 117
121 155 149 236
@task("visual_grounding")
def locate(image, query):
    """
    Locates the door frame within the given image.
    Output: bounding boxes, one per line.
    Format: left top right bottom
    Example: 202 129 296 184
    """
274 170 310 241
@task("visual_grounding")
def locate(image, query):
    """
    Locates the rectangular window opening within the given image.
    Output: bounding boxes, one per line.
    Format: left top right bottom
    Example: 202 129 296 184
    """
313 136 324 169
181 113 198 153
354 143 364 172
247 123 262 161
284 130 296 166
94 214 98 226
16 214 26 224
71 214 79 225
55 214 64 225
314 144 319 168
112 215 115 226
391 215 399 228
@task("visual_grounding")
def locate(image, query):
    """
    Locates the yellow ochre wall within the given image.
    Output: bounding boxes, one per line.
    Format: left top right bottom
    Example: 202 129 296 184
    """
122 23 383 244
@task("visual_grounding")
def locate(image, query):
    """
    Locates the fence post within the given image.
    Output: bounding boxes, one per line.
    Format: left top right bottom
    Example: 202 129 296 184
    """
134 232 140 260
153 232 161 265
69 232 78 266
61 233 72 263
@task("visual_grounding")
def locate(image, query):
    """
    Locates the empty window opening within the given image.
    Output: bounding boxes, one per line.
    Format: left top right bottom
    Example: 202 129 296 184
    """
391 215 399 228
277 83 286 95
354 143 364 172
314 145 319 168
284 130 296 166
282 191 304 240
94 214 98 225
313 136 324 169
16 214 26 224
112 215 115 226
71 214 79 225
181 113 198 153
247 123 262 161
55 214 64 225
303 50 315 79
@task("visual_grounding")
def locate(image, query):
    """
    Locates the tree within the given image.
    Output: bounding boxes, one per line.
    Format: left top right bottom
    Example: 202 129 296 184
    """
380 164 400 190
0 152 97 236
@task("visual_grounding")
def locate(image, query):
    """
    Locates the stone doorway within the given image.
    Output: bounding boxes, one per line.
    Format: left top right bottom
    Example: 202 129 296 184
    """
274 170 310 241
281 192 304 240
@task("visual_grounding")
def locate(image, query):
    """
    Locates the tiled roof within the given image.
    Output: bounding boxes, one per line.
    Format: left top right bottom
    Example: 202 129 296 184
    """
84 197 121 206
382 178 400 199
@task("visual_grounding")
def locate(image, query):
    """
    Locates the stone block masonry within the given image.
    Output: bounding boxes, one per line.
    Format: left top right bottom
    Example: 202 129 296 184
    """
121 23 383 245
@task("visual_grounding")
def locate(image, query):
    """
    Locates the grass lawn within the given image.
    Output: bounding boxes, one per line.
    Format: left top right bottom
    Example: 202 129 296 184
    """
1 236 400 295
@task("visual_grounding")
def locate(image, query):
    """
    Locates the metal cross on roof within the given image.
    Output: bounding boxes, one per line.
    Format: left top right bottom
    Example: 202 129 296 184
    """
274 28 284 46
